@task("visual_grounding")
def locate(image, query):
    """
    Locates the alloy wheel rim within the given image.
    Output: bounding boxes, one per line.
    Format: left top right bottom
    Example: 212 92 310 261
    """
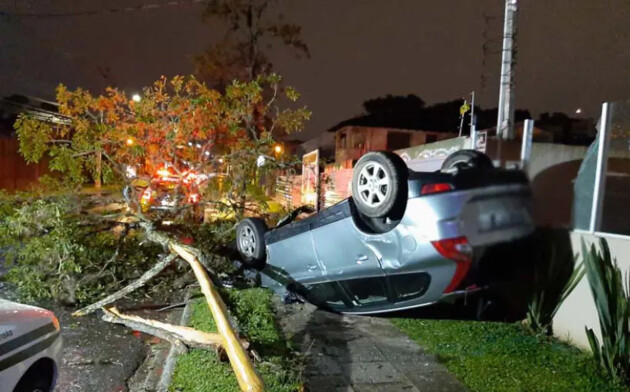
357 162 390 207
239 226 256 257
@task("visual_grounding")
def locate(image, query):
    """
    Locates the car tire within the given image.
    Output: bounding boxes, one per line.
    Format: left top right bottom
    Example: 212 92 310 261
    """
351 151 408 219
13 373 50 392
363 216 402 234
236 218 268 268
441 149 493 171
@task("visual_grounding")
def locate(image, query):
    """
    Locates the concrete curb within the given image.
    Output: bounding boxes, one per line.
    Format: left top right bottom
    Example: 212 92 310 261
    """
155 288 194 392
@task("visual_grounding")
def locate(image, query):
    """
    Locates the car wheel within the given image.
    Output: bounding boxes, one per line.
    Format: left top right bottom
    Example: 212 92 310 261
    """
364 216 402 233
441 149 493 171
236 218 268 268
351 151 408 219
13 374 50 392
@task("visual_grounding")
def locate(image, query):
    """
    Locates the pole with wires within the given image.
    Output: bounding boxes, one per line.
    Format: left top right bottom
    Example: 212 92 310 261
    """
496 0 518 141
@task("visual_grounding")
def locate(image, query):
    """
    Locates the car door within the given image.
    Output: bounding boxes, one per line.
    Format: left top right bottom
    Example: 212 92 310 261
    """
310 216 386 283
266 228 323 285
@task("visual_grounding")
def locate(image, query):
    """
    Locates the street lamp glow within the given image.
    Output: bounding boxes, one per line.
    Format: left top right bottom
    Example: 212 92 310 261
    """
126 138 134 146
274 145 283 154
132 94 141 102
575 108 582 114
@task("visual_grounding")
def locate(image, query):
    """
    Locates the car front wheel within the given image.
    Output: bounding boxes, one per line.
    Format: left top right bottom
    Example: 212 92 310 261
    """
236 218 268 268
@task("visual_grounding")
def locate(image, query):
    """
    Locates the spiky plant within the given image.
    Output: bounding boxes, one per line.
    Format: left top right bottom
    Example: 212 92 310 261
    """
583 238 630 385
526 232 584 336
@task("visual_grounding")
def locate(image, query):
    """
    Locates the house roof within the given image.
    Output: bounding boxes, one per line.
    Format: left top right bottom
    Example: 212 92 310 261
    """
0 94 70 126
325 108 473 134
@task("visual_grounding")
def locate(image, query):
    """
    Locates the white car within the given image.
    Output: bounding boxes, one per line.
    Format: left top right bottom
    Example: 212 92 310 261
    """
0 300 62 392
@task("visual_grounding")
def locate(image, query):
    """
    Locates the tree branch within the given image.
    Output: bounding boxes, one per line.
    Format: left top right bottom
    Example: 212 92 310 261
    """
72 253 178 317
101 307 248 351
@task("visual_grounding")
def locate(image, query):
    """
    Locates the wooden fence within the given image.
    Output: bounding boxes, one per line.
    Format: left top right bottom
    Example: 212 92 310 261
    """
0 136 48 191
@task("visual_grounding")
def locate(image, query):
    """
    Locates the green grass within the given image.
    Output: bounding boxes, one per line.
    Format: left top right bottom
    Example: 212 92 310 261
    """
392 318 628 392
170 288 302 392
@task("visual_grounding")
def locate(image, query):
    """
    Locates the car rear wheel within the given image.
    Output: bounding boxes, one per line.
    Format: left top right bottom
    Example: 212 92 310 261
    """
351 151 408 219
236 218 268 268
441 149 493 171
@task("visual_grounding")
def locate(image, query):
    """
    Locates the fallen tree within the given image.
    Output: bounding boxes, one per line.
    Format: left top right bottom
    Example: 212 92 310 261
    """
12 74 310 391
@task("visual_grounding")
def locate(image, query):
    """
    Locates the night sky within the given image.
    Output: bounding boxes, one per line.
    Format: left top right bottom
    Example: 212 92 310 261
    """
1 0 629 141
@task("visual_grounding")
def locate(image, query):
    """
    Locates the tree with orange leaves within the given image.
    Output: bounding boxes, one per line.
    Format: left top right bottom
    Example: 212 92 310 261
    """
16 73 309 218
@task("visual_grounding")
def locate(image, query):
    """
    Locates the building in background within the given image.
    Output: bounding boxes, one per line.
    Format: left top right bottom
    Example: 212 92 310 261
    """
0 95 67 191
331 125 455 167
479 121 554 143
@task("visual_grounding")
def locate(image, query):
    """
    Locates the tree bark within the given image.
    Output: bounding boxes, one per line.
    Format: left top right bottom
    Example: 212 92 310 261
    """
170 242 264 392
95 150 102 190
101 307 234 351
72 253 178 317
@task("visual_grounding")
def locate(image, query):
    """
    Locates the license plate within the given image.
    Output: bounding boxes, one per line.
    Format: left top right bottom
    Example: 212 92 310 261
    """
477 201 530 233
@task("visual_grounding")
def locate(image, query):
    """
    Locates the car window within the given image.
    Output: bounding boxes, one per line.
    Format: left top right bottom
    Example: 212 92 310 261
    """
390 273 431 302
301 277 391 310
301 282 351 310
338 277 389 307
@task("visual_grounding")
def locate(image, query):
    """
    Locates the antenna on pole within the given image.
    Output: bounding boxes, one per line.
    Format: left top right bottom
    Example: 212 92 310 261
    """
496 0 518 141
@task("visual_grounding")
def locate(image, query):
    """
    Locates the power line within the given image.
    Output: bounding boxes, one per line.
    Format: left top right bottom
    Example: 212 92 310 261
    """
0 0 208 19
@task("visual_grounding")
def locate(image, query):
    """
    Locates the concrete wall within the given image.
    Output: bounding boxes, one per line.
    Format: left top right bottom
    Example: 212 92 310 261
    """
482 140 630 228
396 137 468 172
553 231 630 350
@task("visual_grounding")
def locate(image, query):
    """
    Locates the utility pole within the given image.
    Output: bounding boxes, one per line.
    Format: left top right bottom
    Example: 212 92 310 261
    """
470 91 477 147
496 0 518 140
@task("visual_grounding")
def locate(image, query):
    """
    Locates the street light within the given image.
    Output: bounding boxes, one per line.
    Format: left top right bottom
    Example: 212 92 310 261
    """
132 94 141 102
126 138 134 146
274 144 283 154
575 108 582 114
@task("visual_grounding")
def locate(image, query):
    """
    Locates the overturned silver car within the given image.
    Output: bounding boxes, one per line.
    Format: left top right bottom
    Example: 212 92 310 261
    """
236 150 534 314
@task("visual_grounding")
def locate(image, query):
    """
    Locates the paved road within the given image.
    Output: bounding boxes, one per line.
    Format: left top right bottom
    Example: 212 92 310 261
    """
276 302 466 392
54 307 149 392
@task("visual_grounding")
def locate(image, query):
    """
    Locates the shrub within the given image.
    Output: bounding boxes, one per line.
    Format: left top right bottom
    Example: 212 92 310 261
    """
0 196 166 305
583 238 630 385
526 229 585 335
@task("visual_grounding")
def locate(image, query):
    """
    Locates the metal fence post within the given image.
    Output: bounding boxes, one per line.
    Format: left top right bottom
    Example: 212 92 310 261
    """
520 119 534 172
589 102 612 233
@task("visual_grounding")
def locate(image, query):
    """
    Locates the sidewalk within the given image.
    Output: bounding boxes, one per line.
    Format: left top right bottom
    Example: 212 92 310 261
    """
276 302 466 392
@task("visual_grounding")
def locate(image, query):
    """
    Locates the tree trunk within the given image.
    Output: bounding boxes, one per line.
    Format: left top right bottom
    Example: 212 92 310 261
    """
95 150 102 190
170 243 264 392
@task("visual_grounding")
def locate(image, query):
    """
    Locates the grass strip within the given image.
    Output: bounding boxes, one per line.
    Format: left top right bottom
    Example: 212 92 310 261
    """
392 318 627 392
170 288 302 392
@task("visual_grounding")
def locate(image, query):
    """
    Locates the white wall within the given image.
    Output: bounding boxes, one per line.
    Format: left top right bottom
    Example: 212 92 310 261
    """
553 231 630 350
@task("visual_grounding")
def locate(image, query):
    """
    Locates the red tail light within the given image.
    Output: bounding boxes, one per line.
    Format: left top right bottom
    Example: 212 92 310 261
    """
421 182 453 195
431 236 472 293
